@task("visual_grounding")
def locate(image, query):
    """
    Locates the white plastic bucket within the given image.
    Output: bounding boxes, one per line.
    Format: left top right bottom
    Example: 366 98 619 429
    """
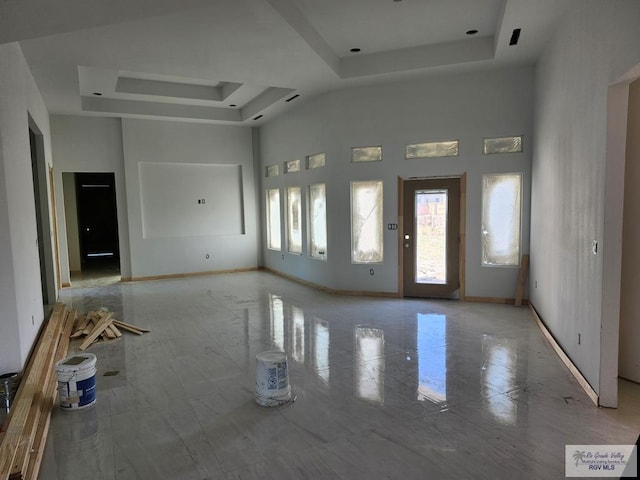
56 353 97 410
255 351 291 407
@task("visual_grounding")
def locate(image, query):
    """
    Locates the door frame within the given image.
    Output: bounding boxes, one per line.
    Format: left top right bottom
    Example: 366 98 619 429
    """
29 117 57 305
398 174 466 299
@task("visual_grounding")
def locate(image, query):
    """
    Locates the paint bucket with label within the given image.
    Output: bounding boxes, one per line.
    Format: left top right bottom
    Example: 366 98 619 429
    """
0 372 20 413
255 351 292 407
56 353 97 410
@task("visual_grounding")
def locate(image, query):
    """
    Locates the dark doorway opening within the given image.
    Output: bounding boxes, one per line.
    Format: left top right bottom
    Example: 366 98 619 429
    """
75 172 121 276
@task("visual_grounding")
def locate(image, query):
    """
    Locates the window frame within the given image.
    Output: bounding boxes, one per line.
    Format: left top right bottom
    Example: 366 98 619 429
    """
286 186 303 254
266 188 282 251
350 180 384 264
482 136 523 155
481 172 523 267
308 183 327 260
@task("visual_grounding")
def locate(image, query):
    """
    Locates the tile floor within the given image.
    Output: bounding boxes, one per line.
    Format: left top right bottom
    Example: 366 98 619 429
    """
38 271 640 479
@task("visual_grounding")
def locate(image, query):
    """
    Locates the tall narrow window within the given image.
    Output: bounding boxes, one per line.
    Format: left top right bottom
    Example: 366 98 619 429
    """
481 173 522 266
351 180 383 263
266 189 281 251
287 186 302 254
309 183 327 259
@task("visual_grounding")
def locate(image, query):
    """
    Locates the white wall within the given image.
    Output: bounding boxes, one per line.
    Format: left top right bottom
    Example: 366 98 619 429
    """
51 115 131 282
121 119 258 278
0 43 54 373
531 0 640 401
259 66 533 296
619 78 640 383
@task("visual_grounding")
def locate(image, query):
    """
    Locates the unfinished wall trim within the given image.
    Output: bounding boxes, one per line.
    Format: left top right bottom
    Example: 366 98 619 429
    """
263 267 401 298
465 296 528 305
126 267 259 282
530 302 599 406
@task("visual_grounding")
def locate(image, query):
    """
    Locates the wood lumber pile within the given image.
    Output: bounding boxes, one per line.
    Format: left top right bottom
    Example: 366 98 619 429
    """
70 307 149 351
0 305 149 480
0 303 75 480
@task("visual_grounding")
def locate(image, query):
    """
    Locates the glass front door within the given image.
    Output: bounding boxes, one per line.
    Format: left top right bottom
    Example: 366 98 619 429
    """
403 178 460 298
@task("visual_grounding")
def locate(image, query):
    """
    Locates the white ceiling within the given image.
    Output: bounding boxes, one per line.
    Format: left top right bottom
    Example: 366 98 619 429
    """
2 0 567 125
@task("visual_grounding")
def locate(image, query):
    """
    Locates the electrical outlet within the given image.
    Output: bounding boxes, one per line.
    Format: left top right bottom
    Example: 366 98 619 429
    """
578 333 581 345
369 269 375 276
535 280 537 289
592 240 598 255
205 253 210 259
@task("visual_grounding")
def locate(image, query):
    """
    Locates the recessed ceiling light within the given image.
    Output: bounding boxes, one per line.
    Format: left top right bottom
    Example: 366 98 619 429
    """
350 48 361 53
466 29 478 35
253 115 263 120
285 94 300 103
229 104 237 107
393 0 402 2
92 92 103 96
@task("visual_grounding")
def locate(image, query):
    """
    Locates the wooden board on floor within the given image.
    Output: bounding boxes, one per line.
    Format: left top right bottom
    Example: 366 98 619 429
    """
0 304 72 480
78 313 113 351
515 254 530 307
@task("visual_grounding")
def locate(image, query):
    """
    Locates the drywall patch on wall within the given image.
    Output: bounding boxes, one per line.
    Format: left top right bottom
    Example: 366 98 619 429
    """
139 162 244 239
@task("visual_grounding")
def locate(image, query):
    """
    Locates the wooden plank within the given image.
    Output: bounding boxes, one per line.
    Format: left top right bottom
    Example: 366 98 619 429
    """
529 303 599 406
514 254 530 307
70 314 90 338
81 313 97 335
109 324 123 338
22 309 76 480
111 321 144 335
0 303 66 479
9 309 72 478
10 393 42 478
78 313 113 351
7 305 66 477
112 320 149 333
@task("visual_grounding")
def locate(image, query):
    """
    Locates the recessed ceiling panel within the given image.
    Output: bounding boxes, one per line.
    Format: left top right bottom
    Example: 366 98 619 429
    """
295 0 504 54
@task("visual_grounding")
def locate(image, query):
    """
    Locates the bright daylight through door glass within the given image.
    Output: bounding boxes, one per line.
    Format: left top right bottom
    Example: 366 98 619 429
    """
415 189 447 284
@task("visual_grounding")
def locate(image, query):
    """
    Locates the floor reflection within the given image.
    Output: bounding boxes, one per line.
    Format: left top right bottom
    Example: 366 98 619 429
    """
482 335 518 425
417 313 447 404
269 293 285 351
312 317 330 384
290 305 305 364
354 326 385 405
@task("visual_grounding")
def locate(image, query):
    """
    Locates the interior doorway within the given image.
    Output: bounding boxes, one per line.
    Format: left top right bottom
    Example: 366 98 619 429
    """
619 77 640 384
402 177 462 298
63 172 121 282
